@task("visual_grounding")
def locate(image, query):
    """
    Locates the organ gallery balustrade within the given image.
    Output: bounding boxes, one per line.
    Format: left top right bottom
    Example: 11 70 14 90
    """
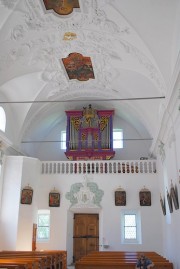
41 160 157 174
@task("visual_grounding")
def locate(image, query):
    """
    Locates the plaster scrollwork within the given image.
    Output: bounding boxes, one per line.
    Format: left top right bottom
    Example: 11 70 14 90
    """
65 176 104 209
11 25 27 41
0 0 165 94
0 0 18 9
158 141 166 163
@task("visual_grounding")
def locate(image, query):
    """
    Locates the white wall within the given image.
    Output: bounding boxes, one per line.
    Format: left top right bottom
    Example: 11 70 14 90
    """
23 115 152 161
156 101 180 268
17 157 40 250
0 156 40 251
36 172 163 265
0 156 23 250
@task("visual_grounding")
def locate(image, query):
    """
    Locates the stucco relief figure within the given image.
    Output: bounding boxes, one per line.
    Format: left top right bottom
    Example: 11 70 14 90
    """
65 177 104 209
74 181 95 205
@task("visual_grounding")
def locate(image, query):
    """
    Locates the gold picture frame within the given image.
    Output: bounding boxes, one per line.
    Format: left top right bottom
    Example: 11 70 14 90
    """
115 190 126 206
49 192 60 207
139 188 151 206
21 188 33 205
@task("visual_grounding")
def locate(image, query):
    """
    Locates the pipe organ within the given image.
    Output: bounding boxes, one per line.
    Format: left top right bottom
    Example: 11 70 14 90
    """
65 105 115 160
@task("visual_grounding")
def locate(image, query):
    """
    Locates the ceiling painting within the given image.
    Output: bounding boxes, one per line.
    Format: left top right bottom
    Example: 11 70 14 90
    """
62 53 95 81
43 0 80 16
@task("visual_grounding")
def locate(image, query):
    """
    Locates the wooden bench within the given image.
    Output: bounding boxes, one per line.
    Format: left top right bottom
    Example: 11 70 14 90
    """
75 251 173 269
0 258 41 269
0 250 67 269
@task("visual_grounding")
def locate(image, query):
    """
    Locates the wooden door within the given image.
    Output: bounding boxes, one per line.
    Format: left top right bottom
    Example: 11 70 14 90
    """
73 214 99 262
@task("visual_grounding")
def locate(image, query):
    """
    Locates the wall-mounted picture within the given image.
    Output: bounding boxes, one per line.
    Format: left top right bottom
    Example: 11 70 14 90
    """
167 189 173 213
115 190 126 206
160 195 166 215
21 188 33 205
49 192 60 207
170 183 179 210
139 190 151 206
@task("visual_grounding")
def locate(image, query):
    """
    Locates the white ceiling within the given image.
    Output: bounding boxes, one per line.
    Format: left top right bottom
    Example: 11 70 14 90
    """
0 0 180 156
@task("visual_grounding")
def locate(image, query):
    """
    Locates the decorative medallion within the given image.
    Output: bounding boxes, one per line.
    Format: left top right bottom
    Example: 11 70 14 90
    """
63 32 77 40
43 0 80 16
62 53 95 81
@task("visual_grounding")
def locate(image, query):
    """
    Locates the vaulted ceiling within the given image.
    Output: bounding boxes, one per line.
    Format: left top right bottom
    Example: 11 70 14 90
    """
0 0 180 158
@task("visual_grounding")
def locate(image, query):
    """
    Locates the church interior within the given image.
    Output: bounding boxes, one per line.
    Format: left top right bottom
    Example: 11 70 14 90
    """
0 0 180 268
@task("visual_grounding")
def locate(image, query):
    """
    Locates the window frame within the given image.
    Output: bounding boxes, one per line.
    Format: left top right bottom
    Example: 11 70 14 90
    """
61 130 66 150
0 106 6 132
120 210 141 244
37 210 50 242
113 129 123 149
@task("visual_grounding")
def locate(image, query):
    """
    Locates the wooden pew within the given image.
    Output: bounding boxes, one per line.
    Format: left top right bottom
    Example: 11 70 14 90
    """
0 250 67 269
75 251 173 269
0 258 40 269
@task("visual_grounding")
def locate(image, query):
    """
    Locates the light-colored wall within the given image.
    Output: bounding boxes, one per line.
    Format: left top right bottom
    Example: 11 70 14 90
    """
23 115 152 161
0 156 163 266
0 157 22 250
0 156 40 251
156 113 180 269
36 172 162 265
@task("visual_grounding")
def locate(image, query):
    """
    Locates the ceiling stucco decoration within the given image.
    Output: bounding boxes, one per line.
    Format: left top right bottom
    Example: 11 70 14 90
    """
65 176 104 209
62 52 95 81
63 32 77 40
1 0 177 158
0 0 165 94
42 0 80 16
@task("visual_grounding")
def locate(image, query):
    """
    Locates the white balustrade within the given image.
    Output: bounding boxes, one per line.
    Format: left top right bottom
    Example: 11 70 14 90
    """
41 160 157 175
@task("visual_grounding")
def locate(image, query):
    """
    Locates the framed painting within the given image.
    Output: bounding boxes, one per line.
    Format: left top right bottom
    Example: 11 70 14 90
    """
170 184 179 210
21 188 33 205
115 190 126 206
139 190 151 206
167 190 173 213
160 195 166 215
49 192 60 207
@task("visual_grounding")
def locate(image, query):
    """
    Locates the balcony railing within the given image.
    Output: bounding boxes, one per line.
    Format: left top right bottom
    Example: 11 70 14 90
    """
41 160 157 175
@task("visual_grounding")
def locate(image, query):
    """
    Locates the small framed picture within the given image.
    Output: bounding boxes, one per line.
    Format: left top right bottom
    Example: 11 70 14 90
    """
160 195 166 215
167 190 173 213
170 184 179 210
21 188 33 205
115 190 126 206
139 190 151 206
49 192 60 207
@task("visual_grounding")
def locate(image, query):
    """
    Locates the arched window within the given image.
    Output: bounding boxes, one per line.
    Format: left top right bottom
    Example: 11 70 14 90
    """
0 107 6 132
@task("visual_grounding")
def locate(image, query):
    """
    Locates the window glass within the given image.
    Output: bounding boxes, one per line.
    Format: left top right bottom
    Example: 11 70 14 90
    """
61 131 66 150
113 129 123 148
0 107 6 132
121 210 141 244
37 210 50 240
124 214 137 239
